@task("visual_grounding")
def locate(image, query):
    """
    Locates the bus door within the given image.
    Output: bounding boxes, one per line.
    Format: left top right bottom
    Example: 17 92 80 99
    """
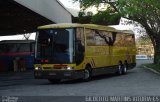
76 28 85 65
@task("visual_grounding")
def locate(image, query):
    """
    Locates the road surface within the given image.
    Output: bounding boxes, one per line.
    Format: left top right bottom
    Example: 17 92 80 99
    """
0 60 159 102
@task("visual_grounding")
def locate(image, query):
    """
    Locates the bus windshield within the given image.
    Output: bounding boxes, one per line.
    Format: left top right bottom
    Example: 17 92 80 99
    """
36 28 75 64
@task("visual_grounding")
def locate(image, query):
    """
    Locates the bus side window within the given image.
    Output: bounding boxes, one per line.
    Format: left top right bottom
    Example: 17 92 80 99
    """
86 29 95 46
95 30 117 46
124 34 135 47
114 33 125 47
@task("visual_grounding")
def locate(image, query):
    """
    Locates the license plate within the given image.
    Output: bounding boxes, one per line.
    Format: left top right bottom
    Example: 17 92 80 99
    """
49 73 56 76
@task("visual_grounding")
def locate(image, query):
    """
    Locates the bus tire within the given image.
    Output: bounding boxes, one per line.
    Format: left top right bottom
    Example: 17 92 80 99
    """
48 79 61 83
122 61 128 74
116 62 123 75
83 66 92 82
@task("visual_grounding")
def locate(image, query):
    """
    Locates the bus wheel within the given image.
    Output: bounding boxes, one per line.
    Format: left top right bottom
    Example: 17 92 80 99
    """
122 62 128 74
48 79 61 83
83 66 92 81
116 63 123 75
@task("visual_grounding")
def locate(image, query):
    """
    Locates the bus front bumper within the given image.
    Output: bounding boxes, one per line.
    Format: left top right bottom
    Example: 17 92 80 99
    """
34 70 84 79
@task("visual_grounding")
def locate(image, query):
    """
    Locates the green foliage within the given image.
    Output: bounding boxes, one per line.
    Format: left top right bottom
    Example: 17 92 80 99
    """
75 0 102 8
75 3 121 25
75 10 121 25
78 11 85 17
73 11 92 24
117 0 160 22
136 35 152 46
91 10 121 25
77 16 92 24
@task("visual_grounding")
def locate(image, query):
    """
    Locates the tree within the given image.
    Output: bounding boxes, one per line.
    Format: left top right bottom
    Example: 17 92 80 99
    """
91 7 121 25
75 11 92 23
75 7 121 25
136 34 152 48
74 0 160 64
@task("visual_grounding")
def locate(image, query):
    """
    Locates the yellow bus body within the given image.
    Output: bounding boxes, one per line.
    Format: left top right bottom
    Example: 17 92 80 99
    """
34 23 136 80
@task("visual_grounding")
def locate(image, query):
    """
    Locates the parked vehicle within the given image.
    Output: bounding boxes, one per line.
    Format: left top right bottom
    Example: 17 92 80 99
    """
136 55 148 60
0 40 35 72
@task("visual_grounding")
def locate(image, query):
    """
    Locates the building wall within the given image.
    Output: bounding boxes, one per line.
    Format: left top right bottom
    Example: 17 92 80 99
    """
136 44 154 57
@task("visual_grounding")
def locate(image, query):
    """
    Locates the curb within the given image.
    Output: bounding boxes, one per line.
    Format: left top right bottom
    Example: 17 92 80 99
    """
143 66 160 75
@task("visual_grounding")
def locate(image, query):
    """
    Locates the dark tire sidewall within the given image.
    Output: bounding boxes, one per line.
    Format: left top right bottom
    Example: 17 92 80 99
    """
83 66 92 81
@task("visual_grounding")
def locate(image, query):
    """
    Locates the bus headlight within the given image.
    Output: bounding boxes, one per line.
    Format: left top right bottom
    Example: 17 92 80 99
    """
35 67 42 70
66 67 73 70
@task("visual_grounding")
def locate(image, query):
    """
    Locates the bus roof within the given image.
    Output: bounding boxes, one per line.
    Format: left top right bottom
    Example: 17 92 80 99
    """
0 40 35 44
38 23 134 34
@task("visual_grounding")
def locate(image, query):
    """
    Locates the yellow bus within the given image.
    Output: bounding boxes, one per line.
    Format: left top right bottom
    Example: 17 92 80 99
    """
34 23 136 82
